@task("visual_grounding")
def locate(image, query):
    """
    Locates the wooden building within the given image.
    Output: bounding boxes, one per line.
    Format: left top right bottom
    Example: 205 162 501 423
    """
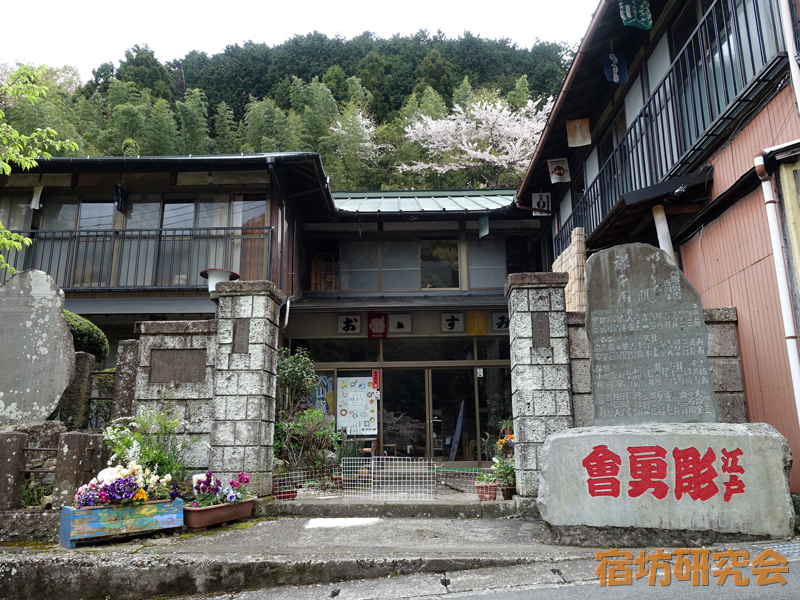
515 0 800 490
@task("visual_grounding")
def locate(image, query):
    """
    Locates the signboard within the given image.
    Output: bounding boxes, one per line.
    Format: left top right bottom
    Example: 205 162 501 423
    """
337 314 361 334
311 373 335 415
372 370 380 390
619 0 653 30
337 376 378 435
466 311 487 335
547 158 571 183
367 313 387 338
478 215 490 238
492 312 510 332
603 50 629 83
566 119 591 147
531 193 551 213
389 314 411 333
441 313 465 332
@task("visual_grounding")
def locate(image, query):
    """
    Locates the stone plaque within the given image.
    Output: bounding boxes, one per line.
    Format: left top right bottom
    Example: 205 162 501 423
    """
0 270 76 423
149 349 206 383
531 313 550 348
586 244 718 424
232 318 250 354
537 423 794 539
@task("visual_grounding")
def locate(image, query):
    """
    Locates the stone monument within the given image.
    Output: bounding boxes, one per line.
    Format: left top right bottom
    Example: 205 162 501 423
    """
585 243 718 424
0 270 75 424
537 244 794 544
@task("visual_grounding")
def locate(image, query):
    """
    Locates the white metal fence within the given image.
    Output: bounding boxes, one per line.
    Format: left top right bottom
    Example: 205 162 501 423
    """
340 457 437 501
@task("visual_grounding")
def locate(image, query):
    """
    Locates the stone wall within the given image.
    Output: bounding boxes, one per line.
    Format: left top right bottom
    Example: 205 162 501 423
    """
569 307 747 427
126 280 284 497
551 227 586 313
505 273 574 497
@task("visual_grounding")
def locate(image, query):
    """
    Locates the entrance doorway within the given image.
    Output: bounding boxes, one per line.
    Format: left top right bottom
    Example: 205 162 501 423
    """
377 368 483 463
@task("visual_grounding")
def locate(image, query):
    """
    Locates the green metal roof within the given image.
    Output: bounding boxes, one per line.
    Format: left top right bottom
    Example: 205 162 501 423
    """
332 189 516 213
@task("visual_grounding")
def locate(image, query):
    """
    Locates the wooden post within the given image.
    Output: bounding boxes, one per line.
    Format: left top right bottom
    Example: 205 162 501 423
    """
53 432 89 508
0 432 28 510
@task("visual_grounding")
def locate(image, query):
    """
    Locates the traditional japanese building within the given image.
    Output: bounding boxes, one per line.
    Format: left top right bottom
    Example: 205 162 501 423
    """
514 0 800 490
0 155 548 465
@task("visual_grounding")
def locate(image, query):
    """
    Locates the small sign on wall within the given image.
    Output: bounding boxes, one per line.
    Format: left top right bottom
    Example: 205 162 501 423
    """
337 315 361 334
492 312 510 332
441 313 465 332
547 158 571 183
367 313 387 338
389 314 411 333
372 370 380 390
466 311 487 335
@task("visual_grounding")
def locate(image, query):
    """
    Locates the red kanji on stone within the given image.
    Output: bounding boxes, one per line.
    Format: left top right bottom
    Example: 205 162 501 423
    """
627 446 669 499
720 447 746 502
582 445 622 498
673 447 719 501
723 475 746 502
721 448 744 474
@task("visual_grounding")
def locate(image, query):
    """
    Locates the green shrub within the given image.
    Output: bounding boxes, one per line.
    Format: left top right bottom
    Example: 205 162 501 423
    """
63 309 109 363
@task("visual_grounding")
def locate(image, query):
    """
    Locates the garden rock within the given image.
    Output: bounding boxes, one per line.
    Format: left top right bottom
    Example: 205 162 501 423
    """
0 270 76 424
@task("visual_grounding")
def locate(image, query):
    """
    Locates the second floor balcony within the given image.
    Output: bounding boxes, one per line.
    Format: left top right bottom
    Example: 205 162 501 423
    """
555 0 787 256
0 226 273 292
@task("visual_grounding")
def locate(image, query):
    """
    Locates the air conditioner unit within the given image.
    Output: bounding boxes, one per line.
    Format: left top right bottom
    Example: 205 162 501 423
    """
531 193 551 211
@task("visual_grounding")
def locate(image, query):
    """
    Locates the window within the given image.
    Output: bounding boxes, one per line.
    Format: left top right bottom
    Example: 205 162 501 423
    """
340 240 379 290
467 237 506 289
420 238 459 288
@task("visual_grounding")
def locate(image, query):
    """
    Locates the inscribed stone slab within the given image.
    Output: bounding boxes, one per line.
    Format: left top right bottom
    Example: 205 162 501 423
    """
586 244 719 424
537 423 794 538
0 270 75 424
149 349 207 383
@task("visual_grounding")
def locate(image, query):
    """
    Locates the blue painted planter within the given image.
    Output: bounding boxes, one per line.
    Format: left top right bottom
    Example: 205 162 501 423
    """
59 498 184 548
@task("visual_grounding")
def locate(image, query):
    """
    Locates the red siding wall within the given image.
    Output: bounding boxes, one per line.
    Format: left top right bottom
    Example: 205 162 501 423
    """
681 189 800 492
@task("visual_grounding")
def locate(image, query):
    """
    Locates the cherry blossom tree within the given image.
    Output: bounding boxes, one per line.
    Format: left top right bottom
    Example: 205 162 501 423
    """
398 94 553 188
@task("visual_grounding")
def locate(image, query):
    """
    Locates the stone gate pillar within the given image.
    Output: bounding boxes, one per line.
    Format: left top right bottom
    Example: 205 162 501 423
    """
505 273 574 497
212 281 284 497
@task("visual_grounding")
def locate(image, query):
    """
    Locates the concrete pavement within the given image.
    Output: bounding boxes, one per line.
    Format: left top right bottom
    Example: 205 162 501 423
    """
0 496 796 600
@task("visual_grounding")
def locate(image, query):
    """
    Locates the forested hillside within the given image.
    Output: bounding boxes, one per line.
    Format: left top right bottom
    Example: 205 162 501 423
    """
1 31 571 191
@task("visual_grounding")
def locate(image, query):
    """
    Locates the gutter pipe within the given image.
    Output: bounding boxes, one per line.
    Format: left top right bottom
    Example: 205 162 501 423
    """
778 0 800 116
754 152 800 427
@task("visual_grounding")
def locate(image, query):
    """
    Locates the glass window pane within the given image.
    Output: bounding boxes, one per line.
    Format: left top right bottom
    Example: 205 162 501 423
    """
291 339 380 363
78 203 114 229
0 195 32 230
232 194 266 227
197 193 229 228
476 337 510 360
383 370 427 457
467 237 506 289
478 367 512 460
431 369 476 461
126 196 161 228
41 197 77 229
162 202 194 229
381 240 419 290
421 239 459 288
383 337 474 362
340 240 378 290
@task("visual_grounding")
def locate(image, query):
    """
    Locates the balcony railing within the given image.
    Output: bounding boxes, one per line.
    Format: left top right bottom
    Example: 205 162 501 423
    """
0 226 273 291
554 0 786 256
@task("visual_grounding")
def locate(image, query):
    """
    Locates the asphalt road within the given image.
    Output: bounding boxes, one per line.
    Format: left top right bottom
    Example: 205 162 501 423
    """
171 554 800 600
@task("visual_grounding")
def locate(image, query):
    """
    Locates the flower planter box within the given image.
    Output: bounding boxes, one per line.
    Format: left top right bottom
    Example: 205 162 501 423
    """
183 498 255 532
275 489 298 500
475 482 499 501
59 498 184 548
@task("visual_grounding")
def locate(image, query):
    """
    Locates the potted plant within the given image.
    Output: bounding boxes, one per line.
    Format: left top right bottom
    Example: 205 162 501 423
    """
60 462 182 548
183 471 254 532
496 417 515 437
474 472 499 501
497 434 514 458
492 457 516 500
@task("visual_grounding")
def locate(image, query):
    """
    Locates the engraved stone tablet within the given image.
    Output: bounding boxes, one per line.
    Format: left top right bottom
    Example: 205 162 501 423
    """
586 244 719 424
149 349 206 383
0 270 75 423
